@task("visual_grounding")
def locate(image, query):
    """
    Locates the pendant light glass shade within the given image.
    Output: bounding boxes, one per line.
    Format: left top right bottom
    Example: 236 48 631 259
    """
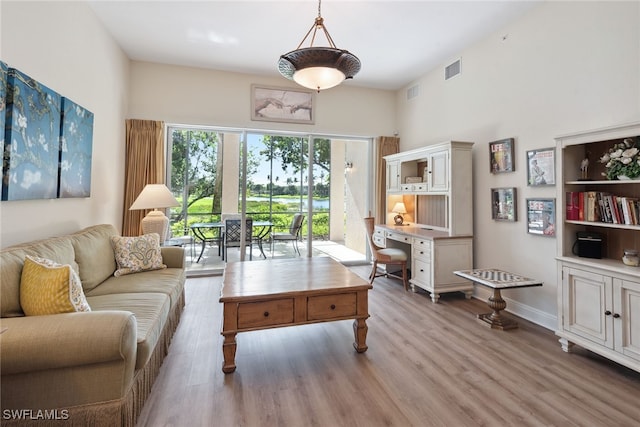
278 1 360 92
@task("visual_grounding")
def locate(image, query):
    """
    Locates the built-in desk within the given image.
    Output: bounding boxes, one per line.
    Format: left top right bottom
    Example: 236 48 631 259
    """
375 224 474 302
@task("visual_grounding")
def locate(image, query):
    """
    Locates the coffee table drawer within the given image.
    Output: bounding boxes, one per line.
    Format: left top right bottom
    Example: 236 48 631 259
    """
237 299 294 329
307 293 357 321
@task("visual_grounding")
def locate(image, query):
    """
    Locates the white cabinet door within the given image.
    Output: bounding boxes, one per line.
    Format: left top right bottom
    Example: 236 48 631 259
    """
386 160 400 192
613 278 640 362
562 267 613 348
428 150 449 192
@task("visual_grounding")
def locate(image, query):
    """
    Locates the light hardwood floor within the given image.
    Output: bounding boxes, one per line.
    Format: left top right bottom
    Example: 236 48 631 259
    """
137 264 640 427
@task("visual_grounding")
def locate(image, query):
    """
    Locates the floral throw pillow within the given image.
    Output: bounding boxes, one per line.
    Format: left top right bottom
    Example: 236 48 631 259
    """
20 255 91 316
111 233 166 277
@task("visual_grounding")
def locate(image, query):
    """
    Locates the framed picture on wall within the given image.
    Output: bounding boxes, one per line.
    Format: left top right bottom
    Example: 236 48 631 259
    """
526 147 555 186
491 187 517 221
526 198 555 237
489 138 515 173
250 84 315 124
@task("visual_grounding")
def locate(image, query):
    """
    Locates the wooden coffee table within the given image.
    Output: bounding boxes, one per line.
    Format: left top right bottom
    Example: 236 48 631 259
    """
219 257 373 373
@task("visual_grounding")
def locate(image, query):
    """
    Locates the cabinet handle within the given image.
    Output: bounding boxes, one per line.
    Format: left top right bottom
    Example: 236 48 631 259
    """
420 251 424 255
330 304 336 310
613 313 620 319
605 310 612 316
420 269 424 272
263 311 270 317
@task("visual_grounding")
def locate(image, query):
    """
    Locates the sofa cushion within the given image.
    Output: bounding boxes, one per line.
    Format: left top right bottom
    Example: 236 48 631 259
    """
86 292 170 369
1 236 77 318
111 234 166 277
85 268 185 308
20 256 91 316
70 224 118 292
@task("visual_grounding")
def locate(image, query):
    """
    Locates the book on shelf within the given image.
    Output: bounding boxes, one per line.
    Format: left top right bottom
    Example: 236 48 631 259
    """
586 191 599 222
566 192 580 220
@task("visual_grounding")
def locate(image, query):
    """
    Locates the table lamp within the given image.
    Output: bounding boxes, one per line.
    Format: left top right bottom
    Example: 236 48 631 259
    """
129 184 180 242
392 202 407 226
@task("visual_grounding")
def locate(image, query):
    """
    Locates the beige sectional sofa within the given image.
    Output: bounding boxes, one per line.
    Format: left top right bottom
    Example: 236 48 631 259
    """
0 224 186 426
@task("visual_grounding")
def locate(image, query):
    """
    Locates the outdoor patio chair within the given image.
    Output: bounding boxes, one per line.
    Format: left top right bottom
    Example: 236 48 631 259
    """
224 218 254 261
270 213 305 256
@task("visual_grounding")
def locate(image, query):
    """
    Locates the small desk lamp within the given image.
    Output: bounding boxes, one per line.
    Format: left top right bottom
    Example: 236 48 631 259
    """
130 184 180 242
392 202 407 226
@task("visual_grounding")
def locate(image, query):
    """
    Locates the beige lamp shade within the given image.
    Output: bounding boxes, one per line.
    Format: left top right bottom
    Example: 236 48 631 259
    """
130 184 180 242
392 202 407 214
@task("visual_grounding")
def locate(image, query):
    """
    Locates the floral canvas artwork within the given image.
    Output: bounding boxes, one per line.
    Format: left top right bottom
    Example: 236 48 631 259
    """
1 61 7 160
2 68 61 201
59 97 93 198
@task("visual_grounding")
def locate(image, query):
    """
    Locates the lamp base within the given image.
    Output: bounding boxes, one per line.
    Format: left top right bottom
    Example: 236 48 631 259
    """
141 210 169 243
393 214 404 226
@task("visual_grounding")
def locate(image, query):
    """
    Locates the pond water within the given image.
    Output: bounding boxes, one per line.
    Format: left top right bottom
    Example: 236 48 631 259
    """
246 196 329 210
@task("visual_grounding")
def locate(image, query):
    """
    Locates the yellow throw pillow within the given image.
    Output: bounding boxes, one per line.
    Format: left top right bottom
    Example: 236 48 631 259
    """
111 233 166 277
20 256 91 316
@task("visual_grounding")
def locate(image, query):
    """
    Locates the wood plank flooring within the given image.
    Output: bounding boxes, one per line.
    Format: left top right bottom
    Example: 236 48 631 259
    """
137 264 640 427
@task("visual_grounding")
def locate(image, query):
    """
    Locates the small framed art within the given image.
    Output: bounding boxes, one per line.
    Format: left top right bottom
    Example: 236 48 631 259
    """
250 84 315 124
526 147 555 186
489 138 515 173
491 187 517 221
526 198 555 237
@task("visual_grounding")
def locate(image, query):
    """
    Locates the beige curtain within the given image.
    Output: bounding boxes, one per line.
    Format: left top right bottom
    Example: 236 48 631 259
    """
122 119 166 236
375 136 400 224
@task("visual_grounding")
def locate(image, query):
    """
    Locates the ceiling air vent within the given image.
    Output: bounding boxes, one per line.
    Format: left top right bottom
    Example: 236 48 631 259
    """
445 59 461 80
406 84 420 100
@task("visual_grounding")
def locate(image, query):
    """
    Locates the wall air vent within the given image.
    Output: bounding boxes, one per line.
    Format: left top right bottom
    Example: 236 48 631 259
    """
445 59 461 80
406 85 420 100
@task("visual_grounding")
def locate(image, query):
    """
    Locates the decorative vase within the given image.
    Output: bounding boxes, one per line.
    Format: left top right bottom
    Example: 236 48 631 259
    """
622 249 640 267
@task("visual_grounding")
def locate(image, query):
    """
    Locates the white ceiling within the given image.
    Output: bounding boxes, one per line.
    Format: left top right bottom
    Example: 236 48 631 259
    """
87 0 541 91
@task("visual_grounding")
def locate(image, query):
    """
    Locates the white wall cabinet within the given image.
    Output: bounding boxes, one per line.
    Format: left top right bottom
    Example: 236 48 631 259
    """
556 121 640 373
426 149 449 192
386 160 401 193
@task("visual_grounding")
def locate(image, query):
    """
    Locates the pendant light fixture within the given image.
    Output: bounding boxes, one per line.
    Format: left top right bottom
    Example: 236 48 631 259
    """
278 0 361 92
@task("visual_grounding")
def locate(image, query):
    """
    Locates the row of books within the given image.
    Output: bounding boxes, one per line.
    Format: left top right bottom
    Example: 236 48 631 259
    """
566 191 640 225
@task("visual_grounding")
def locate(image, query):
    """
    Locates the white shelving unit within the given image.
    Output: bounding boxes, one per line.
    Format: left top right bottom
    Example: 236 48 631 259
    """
555 121 640 373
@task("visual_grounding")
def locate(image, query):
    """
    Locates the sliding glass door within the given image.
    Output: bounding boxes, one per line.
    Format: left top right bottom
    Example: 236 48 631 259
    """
167 125 370 271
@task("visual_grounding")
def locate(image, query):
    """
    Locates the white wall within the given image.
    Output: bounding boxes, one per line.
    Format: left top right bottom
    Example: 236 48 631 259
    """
128 61 396 138
0 1 130 248
396 1 640 328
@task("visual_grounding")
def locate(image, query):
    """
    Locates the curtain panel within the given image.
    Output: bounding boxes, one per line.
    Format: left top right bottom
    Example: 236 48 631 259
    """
122 119 166 236
375 136 400 224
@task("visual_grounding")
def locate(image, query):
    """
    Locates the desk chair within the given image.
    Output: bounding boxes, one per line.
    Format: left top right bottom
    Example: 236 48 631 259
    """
363 217 408 290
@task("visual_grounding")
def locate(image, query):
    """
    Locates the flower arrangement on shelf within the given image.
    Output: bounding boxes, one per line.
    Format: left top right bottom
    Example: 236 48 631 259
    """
599 137 640 180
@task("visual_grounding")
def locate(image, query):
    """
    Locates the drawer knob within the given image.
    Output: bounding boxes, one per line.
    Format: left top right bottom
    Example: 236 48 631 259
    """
263 311 270 317
420 251 424 255
420 269 424 272
330 304 336 310
613 313 620 319
605 310 612 316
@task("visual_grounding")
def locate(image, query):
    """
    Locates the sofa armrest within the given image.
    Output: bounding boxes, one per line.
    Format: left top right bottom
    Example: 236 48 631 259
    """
0 311 137 375
162 246 185 268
